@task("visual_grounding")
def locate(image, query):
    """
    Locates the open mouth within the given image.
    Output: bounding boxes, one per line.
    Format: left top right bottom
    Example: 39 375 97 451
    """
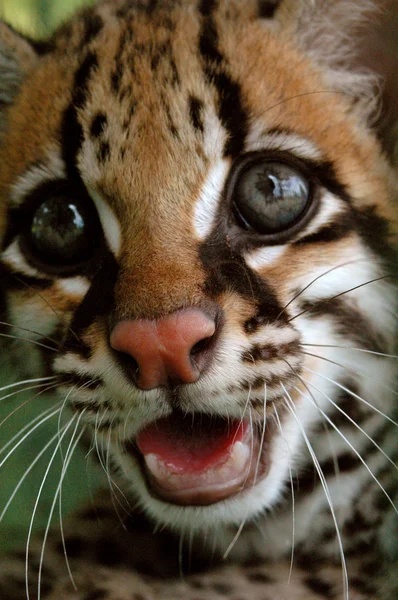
126 412 274 506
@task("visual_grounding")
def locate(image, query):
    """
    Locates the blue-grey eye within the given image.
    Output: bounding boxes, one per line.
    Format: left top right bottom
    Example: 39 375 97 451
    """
232 161 311 235
30 195 94 266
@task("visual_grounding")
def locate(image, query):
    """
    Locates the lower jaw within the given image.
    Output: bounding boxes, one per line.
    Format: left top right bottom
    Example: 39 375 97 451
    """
131 421 274 507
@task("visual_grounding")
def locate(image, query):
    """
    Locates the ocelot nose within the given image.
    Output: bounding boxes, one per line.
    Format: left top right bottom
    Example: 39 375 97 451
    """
110 308 217 390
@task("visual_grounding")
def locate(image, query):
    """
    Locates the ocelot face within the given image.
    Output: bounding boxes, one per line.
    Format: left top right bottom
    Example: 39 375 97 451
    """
0 0 396 534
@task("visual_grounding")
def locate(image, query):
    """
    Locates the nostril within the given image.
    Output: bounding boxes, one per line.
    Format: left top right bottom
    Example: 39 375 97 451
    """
190 335 214 357
122 354 140 381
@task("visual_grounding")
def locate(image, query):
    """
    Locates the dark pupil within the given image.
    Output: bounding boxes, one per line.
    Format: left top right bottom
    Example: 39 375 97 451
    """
235 162 309 234
31 197 89 264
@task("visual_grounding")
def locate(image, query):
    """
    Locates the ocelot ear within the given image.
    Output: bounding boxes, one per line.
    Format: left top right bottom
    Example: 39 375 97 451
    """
0 21 39 134
274 0 398 163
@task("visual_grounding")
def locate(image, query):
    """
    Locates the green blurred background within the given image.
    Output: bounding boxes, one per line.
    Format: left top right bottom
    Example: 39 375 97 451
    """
0 0 104 553
0 0 89 36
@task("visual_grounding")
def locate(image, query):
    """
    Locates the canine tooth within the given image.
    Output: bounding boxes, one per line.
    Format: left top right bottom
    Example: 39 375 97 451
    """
231 441 251 472
144 453 166 479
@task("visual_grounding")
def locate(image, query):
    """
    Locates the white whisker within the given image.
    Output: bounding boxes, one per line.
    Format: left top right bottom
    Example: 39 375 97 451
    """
0 320 60 346
25 414 78 600
281 384 349 600
0 406 62 468
294 376 397 515
299 371 397 472
302 351 398 397
303 343 397 360
277 259 366 319
0 376 57 394
274 406 295 591
0 403 61 456
37 419 85 599
0 428 64 522
302 366 398 427
0 332 58 352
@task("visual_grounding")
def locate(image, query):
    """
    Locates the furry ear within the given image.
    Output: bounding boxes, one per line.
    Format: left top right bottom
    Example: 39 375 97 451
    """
0 22 39 132
275 0 398 162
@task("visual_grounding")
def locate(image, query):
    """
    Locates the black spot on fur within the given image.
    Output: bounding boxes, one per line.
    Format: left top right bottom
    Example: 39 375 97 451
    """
212 582 233 594
305 577 334 598
111 35 128 94
199 0 218 17
242 340 300 363
247 570 274 583
97 141 111 163
82 591 108 600
90 112 107 138
258 1 279 18
56 535 84 558
59 373 102 390
189 95 204 132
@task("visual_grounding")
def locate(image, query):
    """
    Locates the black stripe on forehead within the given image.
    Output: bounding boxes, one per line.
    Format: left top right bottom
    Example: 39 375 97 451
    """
63 252 119 357
61 51 98 180
198 2 249 157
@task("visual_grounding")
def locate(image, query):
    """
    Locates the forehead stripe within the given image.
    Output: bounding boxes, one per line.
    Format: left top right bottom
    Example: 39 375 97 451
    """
199 9 249 157
61 51 99 179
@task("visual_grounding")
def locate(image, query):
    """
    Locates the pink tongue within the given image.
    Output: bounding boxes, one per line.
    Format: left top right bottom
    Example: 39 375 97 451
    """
136 414 246 474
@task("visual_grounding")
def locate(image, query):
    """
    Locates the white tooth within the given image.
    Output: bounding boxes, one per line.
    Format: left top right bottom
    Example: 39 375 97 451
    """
231 441 251 473
144 453 166 480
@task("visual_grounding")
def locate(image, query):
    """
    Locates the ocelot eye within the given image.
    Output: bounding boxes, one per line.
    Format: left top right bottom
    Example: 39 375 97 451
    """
22 182 102 272
230 156 313 237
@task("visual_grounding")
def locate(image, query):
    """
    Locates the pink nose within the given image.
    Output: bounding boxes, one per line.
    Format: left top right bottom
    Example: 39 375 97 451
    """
110 308 216 390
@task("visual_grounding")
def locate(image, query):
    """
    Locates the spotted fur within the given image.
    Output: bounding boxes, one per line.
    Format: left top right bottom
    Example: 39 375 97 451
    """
0 1 397 599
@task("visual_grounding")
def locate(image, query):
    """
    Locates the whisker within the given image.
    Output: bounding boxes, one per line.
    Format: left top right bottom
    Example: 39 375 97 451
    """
277 259 366 320
25 415 78 600
0 376 57 394
0 383 60 430
0 406 63 467
303 344 398 360
302 365 398 427
292 376 397 515
0 381 57 404
0 320 60 347
0 403 62 457
12 275 81 343
274 406 295 591
298 372 397 472
94 412 131 517
281 384 349 600
38 419 85 599
288 275 389 323
0 332 58 352
301 350 398 397
0 427 64 523
253 383 267 485
224 402 254 560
